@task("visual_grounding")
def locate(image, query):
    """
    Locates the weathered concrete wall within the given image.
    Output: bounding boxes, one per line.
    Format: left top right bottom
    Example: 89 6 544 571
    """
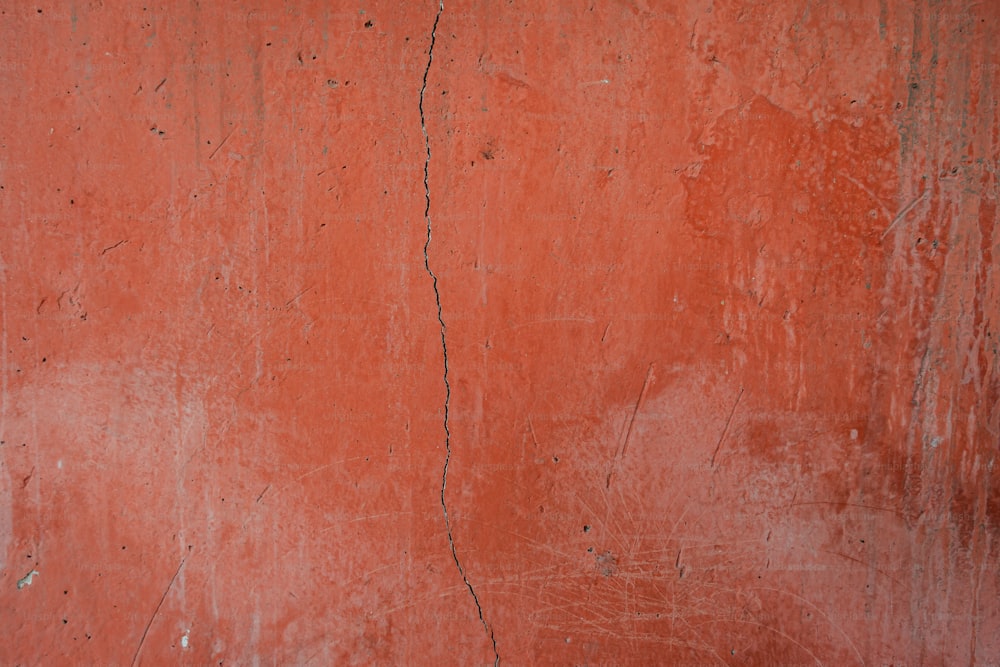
1 1 997 664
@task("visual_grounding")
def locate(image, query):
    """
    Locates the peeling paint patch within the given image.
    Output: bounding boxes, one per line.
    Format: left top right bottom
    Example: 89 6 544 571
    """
16 569 39 589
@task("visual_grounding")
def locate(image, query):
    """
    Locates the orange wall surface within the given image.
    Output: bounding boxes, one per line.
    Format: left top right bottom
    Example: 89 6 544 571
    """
1 1 998 665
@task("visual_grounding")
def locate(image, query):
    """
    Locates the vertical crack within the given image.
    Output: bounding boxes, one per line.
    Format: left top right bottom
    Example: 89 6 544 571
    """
420 2 499 664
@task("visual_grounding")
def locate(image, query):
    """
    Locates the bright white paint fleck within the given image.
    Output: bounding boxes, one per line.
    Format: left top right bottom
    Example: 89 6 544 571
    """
16 569 39 589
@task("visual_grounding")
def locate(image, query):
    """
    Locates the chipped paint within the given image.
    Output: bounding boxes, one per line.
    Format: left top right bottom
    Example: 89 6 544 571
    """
16 570 39 590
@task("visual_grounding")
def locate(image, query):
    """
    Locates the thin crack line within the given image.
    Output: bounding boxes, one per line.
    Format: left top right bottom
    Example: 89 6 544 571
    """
131 556 186 667
420 2 499 664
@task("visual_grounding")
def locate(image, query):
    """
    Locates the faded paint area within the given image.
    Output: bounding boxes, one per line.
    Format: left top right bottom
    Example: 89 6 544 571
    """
0 1 998 665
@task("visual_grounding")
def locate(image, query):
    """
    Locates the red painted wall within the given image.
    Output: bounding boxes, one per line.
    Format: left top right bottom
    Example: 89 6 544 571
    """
2 1 998 664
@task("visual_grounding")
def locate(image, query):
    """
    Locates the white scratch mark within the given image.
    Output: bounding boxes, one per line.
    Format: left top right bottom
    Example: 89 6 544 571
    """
839 172 891 219
881 191 929 239
607 363 656 489
711 386 745 468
